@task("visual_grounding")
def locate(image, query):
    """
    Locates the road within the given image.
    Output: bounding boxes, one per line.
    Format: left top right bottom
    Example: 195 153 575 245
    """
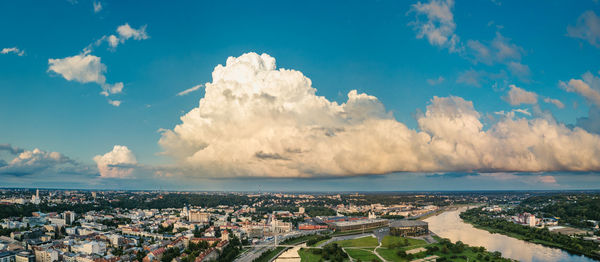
234 230 325 262
373 227 390 242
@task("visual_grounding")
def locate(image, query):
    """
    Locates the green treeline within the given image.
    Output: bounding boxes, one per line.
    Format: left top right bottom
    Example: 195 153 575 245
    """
460 208 600 260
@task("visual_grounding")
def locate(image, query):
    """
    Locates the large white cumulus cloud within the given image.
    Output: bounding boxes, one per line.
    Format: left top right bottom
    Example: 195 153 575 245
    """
93 145 137 178
159 53 600 178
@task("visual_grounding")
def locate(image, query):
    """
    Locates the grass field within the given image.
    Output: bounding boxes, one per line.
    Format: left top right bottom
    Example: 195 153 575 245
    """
298 248 352 262
310 238 329 247
345 248 381 261
377 246 483 262
298 248 323 262
377 248 409 262
381 235 427 248
335 236 379 248
376 238 511 262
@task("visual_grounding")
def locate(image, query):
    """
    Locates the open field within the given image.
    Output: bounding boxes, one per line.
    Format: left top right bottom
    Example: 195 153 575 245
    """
381 235 427 248
335 236 379 248
345 248 381 261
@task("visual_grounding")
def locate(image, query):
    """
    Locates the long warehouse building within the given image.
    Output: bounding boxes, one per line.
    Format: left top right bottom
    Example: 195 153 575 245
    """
330 219 389 232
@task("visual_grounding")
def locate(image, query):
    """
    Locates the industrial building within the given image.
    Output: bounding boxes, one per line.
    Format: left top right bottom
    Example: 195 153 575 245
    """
330 219 389 232
389 220 429 236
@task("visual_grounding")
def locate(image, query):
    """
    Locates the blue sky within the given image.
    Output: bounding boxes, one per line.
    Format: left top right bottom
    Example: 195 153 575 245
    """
1 0 600 190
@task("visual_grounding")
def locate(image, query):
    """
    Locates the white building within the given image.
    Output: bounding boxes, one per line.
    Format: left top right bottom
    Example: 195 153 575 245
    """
34 249 58 262
528 214 537 227
48 217 66 228
72 241 107 255
31 190 40 205
0 220 27 229
189 211 210 223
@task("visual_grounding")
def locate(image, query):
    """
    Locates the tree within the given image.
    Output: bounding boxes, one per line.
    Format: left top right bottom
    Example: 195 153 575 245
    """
161 247 180 262
136 250 147 262
441 245 449 254
396 250 407 257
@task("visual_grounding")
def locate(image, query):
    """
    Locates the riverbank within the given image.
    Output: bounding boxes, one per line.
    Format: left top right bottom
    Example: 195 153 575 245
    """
415 204 473 220
425 207 597 262
459 208 600 261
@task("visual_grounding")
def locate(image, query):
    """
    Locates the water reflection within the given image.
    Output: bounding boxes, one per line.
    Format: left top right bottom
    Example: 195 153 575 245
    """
424 207 595 262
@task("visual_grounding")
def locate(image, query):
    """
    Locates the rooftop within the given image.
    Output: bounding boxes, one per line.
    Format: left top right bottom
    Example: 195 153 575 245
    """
331 219 387 227
389 220 428 227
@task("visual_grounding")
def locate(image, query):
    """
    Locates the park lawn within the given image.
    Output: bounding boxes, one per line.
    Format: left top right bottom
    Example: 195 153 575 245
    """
378 246 480 262
298 248 351 262
381 235 427 248
298 248 323 262
345 248 381 261
335 236 379 248
416 243 510 262
429 247 479 262
311 239 329 247
376 248 409 261
378 239 511 262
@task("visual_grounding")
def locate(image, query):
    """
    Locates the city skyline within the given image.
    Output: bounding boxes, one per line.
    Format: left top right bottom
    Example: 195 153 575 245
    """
2 0 600 190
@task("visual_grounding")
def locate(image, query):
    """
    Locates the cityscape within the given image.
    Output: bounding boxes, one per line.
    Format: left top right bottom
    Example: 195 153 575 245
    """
0 190 599 262
2 0 600 262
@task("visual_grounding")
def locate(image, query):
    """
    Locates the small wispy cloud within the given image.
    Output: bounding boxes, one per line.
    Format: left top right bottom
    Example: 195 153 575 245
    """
177 84 203 96
106 24 149 49
427 76 445 86
543 97 564 109
567 10 600 48
108 99 121 107
408 0 461 53
93 1 102 13
1 47 25 56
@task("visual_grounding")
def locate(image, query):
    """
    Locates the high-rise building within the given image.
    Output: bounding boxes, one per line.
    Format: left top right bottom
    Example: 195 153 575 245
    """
189 211 210 223
528 214 537 227
63 211 76 225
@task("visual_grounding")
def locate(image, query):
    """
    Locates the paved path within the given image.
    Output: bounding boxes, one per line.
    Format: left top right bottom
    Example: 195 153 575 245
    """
273 243 305 262
341 247 354 262
373 242 388 262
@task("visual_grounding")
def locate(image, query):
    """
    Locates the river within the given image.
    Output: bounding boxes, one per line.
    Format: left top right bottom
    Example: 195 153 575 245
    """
424 207 596 262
